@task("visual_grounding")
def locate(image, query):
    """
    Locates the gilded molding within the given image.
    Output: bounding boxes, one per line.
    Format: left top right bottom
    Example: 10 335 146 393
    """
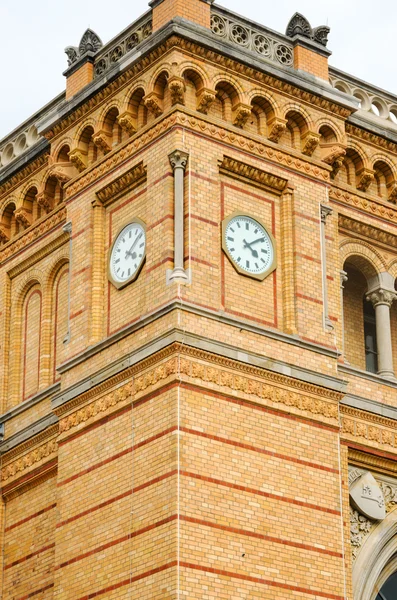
330 186 397 223
95 161 147 205
338 214 397 249
0 207 67 264
219 155 288 194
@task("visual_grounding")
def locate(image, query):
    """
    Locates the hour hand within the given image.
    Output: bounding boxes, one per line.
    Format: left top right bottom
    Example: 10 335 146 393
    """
243 239 258 258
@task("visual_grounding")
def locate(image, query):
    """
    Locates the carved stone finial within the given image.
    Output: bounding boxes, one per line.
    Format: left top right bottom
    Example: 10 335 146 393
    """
312 26 330 47
65 46 79 67
286 13 312 39
286 12 330 47
79 28 103 55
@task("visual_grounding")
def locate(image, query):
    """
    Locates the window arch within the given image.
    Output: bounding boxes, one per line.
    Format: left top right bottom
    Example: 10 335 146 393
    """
376 571 397 600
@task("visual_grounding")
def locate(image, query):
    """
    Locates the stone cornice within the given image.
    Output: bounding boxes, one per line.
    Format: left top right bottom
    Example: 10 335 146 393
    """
338 214 397 249
40 30 355 144
95 161 147 205
346 122 397 155
330 185 397 224
348 448 397 476
7 230 69 277
0 206 67 265
0 152 49 200
219 156 288 194
341 405 397 453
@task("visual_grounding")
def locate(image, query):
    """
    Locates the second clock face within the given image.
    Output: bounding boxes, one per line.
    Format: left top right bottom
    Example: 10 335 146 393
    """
223 213 276 280
109 220 146 289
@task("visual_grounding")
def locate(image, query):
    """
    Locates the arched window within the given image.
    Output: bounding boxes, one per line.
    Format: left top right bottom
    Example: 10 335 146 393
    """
363 297 377 373
376 572 397 599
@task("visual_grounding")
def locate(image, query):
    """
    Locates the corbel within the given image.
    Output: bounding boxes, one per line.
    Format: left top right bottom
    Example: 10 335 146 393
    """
69 148 88 172
49 163 75 183
322 144 346 179
197 88 216 114
92 130 112 154
143 92 163 117
14 208 32 229
267 117 287 143
117 111 137 136
168 76 185 105
0 226 10 244
301 131 321 156
37 191 52 212
357 168 375 192
388 183 397 203
232 103 252 128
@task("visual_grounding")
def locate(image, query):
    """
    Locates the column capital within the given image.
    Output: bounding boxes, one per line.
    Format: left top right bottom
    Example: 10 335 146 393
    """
366 287 397 308
320 204 333 223
169 149 189 171
340 270 348 289
63 222 72 235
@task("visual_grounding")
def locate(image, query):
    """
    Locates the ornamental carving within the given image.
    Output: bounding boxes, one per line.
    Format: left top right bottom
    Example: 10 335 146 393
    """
301 132 320 156
197 89 216 114
233 104 252 128
285 13 330 47
366 288 397 308
0 226 10 244
268 118 287 143
341 407 397 450
219 155 288 194
117 112 136 136
95 161 147 205
92 130 112 154
60 381 134 434
69 148 87 173
338 214 397 249
65 28 103 66
1 439 57 482
36 191 51 212
211 11 294 66
143 93 163 117
330 187 397 224
168 77 185 105
14 208 32 228
357 169 375 192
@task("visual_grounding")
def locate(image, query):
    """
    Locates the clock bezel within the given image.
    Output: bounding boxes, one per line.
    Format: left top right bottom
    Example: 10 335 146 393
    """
221 211 277 281
108 217 147 290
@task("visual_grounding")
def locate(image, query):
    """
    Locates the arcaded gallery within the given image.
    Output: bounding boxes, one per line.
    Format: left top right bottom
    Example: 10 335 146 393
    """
1 0 397 598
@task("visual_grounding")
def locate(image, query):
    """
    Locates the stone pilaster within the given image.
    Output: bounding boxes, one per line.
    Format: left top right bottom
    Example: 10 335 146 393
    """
167 149 190 284
366 287 397 380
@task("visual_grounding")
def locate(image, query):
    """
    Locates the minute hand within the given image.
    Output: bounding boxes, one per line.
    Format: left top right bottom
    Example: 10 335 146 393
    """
250 236 266 245
243 239 258 258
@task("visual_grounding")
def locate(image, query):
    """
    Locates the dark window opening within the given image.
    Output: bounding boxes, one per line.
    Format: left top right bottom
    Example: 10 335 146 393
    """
376 570 397 599
364 298 377 374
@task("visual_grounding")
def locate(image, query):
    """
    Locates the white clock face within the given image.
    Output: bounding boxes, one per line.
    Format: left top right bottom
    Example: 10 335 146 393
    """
109 221 146 287
223 214 275 279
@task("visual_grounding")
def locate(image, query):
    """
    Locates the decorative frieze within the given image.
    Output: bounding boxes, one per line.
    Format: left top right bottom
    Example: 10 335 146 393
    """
219 155 288 194
330 186 397 224
341 405 397 450
1 438 57 483
95 161 147 205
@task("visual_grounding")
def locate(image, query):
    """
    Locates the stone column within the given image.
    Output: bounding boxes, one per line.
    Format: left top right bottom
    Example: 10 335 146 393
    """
340 270 348 361
167 149 189 284
366 287 397 379
90 199 105 344
63 222 73 344
320 204 333 331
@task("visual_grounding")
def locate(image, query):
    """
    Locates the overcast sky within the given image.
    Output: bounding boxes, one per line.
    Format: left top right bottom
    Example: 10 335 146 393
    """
0 0 396 141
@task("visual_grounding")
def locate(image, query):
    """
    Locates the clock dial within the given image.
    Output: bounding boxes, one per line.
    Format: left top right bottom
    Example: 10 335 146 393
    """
222 214 276 280
109 220 146 288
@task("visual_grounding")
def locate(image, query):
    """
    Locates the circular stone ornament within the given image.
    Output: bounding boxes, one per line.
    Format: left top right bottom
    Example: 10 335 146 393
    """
349 470 386 521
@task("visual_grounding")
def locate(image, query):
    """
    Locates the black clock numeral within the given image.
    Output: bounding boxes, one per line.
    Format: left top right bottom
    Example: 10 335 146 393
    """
139 243 144 248
129 231 132 238
255 263 259 269
229 247 235 252
128 268 131 277
245 222 249 231
261 258 266 263
230 227 235 233
227 236 234 241
246 260 250 268
254 229 258 234
261 249 268 254
115 259 120 264
121 271 125 278
135 230 138 235
236 222 241 228
237 256 241 262
134 263 137 269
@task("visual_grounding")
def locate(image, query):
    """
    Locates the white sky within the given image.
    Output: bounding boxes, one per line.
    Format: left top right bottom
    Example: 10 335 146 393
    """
0 0 396 141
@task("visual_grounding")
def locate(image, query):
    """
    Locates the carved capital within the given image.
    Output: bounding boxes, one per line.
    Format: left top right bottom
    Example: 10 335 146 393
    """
197 88 216 114
0 226 10 244
117 111 136 136
49 165 72 184
357 168 375 192
143 92 163 117
92 130 112 154
268 117 287 143
366 288 397 308
388 183 397 203
233 103 251 128
320 204 332 223
14 208 32 228
168 76 185 105
322 144 346 178
37 192 52 212
301 131 321 156
69 148 87 173
169 149 189 171
340 270 348 289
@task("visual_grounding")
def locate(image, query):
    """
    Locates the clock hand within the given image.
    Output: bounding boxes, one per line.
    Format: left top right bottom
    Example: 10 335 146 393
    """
125 232 142 259
243 238 258 258
250 236 266 246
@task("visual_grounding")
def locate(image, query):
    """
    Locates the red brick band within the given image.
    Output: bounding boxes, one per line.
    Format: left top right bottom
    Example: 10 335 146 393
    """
5 543 55 570
5 502 56 532
56 490 133 528
57 447 132 486
16 583 55 600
